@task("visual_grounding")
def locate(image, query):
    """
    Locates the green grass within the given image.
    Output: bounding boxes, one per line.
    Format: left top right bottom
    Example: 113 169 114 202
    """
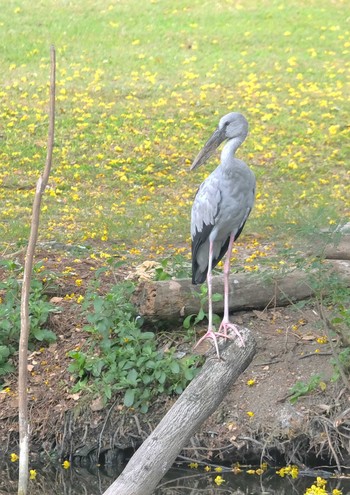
0 0 349 263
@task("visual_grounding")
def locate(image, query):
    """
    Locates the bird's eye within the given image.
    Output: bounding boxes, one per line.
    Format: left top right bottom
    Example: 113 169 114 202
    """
224 121 230 128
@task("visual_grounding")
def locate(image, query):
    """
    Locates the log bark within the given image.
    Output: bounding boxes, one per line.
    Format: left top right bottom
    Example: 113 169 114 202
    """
102 327 256 495
133 259 350 321
323 238 350 260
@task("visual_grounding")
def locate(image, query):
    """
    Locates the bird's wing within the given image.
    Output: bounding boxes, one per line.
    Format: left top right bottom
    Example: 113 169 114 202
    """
234 205 253 242
234 178 255 241
191 177 224 284
191 176 221 241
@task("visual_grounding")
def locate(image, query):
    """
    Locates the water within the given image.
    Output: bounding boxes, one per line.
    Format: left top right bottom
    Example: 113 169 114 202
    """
2 463 350 495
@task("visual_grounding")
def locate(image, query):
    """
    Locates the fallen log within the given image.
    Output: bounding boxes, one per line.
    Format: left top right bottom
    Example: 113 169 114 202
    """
133 259 350 321
323 238 350 260
102 327 257 495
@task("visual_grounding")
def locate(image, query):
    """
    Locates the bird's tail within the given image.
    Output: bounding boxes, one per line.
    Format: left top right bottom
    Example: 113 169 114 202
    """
192 266 207 285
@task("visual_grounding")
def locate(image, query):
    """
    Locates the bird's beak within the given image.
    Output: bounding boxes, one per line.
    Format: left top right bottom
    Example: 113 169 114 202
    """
190 127 226 171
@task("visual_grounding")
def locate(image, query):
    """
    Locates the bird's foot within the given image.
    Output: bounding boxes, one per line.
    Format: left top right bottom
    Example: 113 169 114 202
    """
193 329 235 360
218 320 245 347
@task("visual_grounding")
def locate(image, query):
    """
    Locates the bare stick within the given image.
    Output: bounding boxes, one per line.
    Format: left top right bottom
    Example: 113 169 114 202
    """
18 45 56 495
102 327 256 495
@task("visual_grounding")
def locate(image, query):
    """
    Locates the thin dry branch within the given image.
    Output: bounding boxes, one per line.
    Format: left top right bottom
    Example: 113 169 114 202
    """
18 45 56 495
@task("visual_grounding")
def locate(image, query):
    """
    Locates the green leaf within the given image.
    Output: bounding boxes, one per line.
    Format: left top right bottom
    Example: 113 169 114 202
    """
142 374 152 385
124 388 135 407
183 314 195 329
193 307 206 326
31 328 56 343
0 346 10 360
170 361 180 374
104 384 112 400
127 368 138 385
158 371 166 384
212 293 223 302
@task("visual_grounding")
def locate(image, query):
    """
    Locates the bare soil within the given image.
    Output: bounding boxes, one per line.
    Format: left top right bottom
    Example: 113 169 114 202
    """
1 247 349 471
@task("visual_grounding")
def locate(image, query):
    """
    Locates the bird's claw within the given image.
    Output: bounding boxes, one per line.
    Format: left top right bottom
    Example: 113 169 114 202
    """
193 326 240 360
218 321 245 347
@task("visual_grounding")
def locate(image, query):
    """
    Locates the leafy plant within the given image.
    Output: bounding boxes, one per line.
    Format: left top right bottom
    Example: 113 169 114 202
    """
183 285 223 330
289 374 324 404
0 260 58 381
154 255 191 281
68 281 200 412
331 348 350 383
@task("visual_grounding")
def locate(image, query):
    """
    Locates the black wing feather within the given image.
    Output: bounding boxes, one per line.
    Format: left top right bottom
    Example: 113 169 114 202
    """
192 230 230 284
191 204 253 285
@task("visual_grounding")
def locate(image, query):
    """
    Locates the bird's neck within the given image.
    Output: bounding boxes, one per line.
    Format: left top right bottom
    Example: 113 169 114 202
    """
221 137 244 167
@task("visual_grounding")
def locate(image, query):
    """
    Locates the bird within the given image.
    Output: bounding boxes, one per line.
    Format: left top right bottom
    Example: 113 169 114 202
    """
190 112 256 359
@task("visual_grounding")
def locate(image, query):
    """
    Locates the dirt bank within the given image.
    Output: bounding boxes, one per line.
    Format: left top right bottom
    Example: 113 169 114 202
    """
1 250 349 472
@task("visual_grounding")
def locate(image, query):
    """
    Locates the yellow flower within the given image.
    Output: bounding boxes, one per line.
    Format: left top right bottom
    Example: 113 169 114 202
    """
232 464 242 474
316 477 327 488
29 469 37 480
247 411 254 418
10 453 19 462
214 475 225 486
332 489 343 495
188 462 198 469
276 465 298 478
62 460 71 469
246 469 255 474
75 279 83 287
214 466 223 472
329 125 340 135
204 465 211 472
247 379 256 386
290 465 299 479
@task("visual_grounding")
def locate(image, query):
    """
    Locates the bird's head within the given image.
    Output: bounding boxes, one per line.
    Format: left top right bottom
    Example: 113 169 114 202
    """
190 112 248 171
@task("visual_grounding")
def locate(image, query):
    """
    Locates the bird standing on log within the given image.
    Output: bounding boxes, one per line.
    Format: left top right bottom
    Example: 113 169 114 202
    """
190 112 256 359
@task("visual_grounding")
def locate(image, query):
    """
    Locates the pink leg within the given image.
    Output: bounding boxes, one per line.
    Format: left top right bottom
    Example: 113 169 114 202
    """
218 233 244 346
193 241 237 359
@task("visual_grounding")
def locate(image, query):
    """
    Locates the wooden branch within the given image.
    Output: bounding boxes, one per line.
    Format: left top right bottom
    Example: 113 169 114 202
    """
133 259 350 321
102 327 256 495
18 46 56 495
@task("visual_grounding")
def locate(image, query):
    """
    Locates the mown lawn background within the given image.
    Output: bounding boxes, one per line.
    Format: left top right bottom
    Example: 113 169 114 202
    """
0 0 349 266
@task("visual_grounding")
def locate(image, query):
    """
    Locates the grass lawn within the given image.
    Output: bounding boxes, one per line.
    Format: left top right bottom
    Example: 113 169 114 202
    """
0 0 349 265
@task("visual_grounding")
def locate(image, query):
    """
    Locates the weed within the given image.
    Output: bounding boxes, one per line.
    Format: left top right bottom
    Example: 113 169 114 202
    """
154 255 191 281
68 281 200 412
289 374 324 404
183 284 223 330
0 260 58 382
331 348 350 383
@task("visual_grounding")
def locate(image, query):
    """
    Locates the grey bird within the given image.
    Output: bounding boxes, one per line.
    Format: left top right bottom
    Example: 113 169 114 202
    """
190 112 256 359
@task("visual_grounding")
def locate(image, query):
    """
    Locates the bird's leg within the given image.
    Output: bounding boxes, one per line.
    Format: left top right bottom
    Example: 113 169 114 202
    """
207 242 214 330
218 233 244 347
193 242 225 359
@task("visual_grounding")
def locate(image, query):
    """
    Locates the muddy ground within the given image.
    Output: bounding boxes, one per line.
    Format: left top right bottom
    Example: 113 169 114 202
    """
0 247 349 473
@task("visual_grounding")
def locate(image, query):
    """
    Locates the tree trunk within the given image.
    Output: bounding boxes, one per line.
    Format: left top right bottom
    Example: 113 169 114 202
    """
102 327 256 495
133 259 350 322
